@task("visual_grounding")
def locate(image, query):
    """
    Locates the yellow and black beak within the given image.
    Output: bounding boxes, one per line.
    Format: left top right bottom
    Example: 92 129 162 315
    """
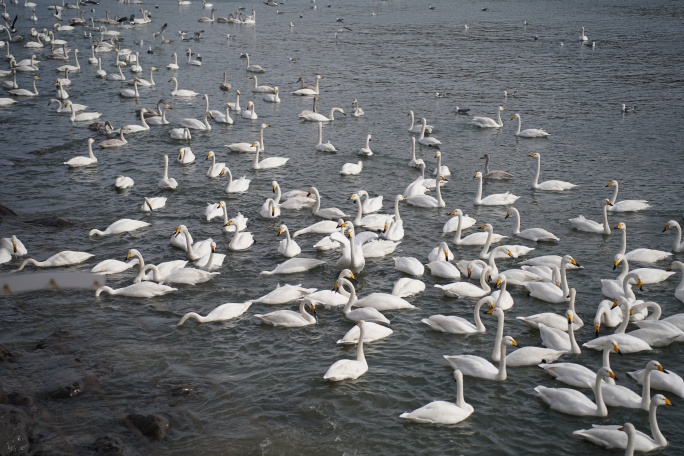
658 364 669 374
331 282 339 291
664 397 673 406
173 227 181 237
510 338 518 347
595 324 601 338
278 228 284 236
606 181 614 187
637 279 643 291
613 344 623 357
613 260 619 270
608 370 618 381
505 211 510 219
663 224 670 232
467 268 472 278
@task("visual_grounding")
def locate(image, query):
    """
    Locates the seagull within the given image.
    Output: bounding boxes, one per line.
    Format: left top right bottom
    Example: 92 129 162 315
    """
429 6 435 9
336 17 343 22
153 22 168 39
264 0 278 5
464 24 469 29
621 104 636 113
435 92 451 98
455 106 470 115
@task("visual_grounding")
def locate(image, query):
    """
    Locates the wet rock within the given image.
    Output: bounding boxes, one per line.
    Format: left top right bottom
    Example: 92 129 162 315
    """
123 413 170 441
44 377 86 399
89 435 125 456
0 404 34 456
6 393 35 414
26 217 76 228
0 345 13 363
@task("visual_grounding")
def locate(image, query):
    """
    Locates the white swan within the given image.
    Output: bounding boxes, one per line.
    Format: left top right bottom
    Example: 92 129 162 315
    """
579 26 589 42
141 196 166 212
473 172 519 206
432 151 451 177
524 255 577 303
358 134 373 156
292 74 322 96
249 74 273 93
143 264 219 286
540 339 621 388
95 283 177 298
606 180 651 212
19 251 94 270
324 321 368 381
293 220 339 238
477 224 534 260
222 168 251 193
394 257 424 276
451 210 505 246
573 394 673 452
181 111 212 131
242 53 265 73
629 364 684 400
315 121 336 152
407 110 434 134
212 103 233 124
471 106 504 128
158 155 178 189
263 86 281 103
391 278 424 297
253 284 316 305
300 107 346 122
406 175 446 208
529 153 576 191
534 367 616 416
337 321 392 345
66 101 101 122
224 218 255 250
307 187 347 219
225 122 268 153
255 299 318 328
584 302 653 354
569 199 613 234
539 310 582 353
168 76 198 97
193 242 225 271
64 138 97 167
271 181 314 210
89 219 150 237
505 207 559 242
307 270 354 307
517 288 585 331
426 260 461 280
276 225 301 257
169 127 192 141
422 296 494 334
1 235 27 256
178 147 195 164
615 222 671 263
252 142 289 170
511 113 549 137
400 370 474 424
443 335 517 381
341 161 362 176
349 193 391 231
172 225 213 259
672 261 684 303
105 64 126 81
435 265 492 298
663 220 684 253
417 118 441 146
206 151 226 177
331 225 366 273
178 302 252 325
90 257 139 275
241 101 258 120
119 78 140 98
443 209 476 234
259 198 281 219
337 278 389 325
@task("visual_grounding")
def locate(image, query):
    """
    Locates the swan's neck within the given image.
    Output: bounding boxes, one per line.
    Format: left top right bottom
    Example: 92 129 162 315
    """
235 92 240 109
676 269 684 292
622 273 638 300
496 109 503 127
273 184 282 204
601 345 613 373
649 401 667 447
410 138 416 160
342 281 357 314
593 372 608 416
317 122 323 145
453 213 463 244
645 302 662 320
496 338 508 381
602 204 611 234
419 121 427 139
163 155 169 179
328 108 336 121
532 156 541 188
615 255 629 282
408 111 415 130
140 109 148 128
313 77 320 94
618 227 628 255
203 111 211 128
221 204 229 223
393 196 401 221
353 197 363 226
311 189 321 213
95 286 114 297
512 209 521 234
173 78 179 92
475 175 483 204
640 366 654 410
610 182 619 205
515 115 522 134
283 227 293 247
479 226 494 259
473 301 486 332
18 258 40 270
487 251 499 277
435 180 444 207
230 222 243 248
356 324 366 363
182 228 199 260
253 147 260 167
87 142 95 159
484 155 491 174
349 233 358 265
454 372 467 408
567 318 580 354
143 264 161 282
258 126 265 149
492 306 504 362
559 260 570 297
615 303 630 334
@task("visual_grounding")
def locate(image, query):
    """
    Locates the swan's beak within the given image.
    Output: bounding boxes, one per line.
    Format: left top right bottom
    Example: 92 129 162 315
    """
658 364 669 374
272 185 276 193
486 307 495 314
173 227 181 237
449 210 456 216
615 223 623 229
606 182 614 187
613 260 619 270
663 224 670 232
504 211 510 219
467 268 472 278
609 371 618 381
331 282 339 291
611 299 618 309
613 344 623 356
277 228 284 236
595 325 601 337
125 252 131 260
567 313 573 323
496 278 502 287
224 221 232 227
218 169 226 177
271 209 276 217
510 339 518 347
211 244 216 252
570 258 579 267
507 250 513 258
383 224 388 233
637 279 643 291
664 397 673 406
147 202 153 211
479 225 486 230
349 273 355 280
311 304 318 320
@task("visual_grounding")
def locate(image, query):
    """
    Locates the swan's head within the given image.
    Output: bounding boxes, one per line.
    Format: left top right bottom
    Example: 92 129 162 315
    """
173 224 188 237
606 180 618 187
562 255 578 268
473 172 482 179
449 209 463 217
503 336 518 347
498 106 505 111
250 142 260 149
210 242 217 252
647 360 668 374
529 153 540 158
668 260 684 271
207 151 215 159
653 394 673 408
603 199 613 207
495 275 506 287
261 123 270 129
277 225 288 236
614 222 626 231
168 77 176 83
349 194 358 201
663 220 679 233
565 309 574 323
511 113 520 120
598 367 617 382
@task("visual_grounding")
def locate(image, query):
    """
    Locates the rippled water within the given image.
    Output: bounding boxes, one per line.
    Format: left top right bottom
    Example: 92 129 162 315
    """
1 0 684 454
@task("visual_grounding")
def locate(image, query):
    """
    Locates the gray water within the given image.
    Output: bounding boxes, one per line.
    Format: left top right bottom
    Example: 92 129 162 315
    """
1 0 684 453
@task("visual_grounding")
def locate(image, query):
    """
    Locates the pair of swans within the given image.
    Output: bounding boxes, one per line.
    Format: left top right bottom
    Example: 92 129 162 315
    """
292 74 322 96
178 301 252 326
585 293 653 353
351 98 364 117
606 180 651 212
511 113 549 137
336 278 389 325
159 155 178 189
66 101 101 122
529 153 576 190
505 207 559 242
476 224 534 260
473 172 519 206
540 339 620 389
330 224 367 272
614 222 671 263
471 106 504 128
443 331 519 381
89 218 150 237
324 321 368 381
406 175 447 208
64 138 97 167
535 367 617 416
119 78 141 98
407 111 434 134
224 218 254 251
349 193 392 231
381 195 406 241
435 264 492 299
141 263 219 285
271 181 315 210
601 254 674 300
613 298 683 348
569 199 613 234
255 298 318 328
171 225 213 259
399 370 473 424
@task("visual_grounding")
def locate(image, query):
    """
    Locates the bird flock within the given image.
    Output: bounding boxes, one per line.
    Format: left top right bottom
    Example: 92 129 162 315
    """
1 0 684 453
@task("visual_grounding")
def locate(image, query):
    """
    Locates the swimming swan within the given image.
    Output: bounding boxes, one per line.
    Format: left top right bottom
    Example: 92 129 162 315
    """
418 118 441 146
324 321 368 381
254 299 318 328
530 153 576 191
224 218 255 250
300 107 345 122
471 106 504 128
168 76 198 97
663 221 684 253
158 155 178 189
95 282 177 298
443 335 518 381
277 224 301 257
570 199 613 234
337 278 389 325
252 142 289 169
178 301 252 325
511 113 549 137
615 222 671 263
89 219 150 237
473 172 519 206
534 367 617 416
505 207 559 242
422 296 494 334
606 180 651 212
19 251 94 270
64 138 97 167
315 121 337 152
400 370 474 424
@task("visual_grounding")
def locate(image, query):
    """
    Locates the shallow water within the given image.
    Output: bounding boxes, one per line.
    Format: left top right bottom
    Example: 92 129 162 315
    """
1 0 684 454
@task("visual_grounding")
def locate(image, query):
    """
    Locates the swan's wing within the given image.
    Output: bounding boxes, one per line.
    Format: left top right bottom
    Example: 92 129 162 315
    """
443 355 497 377
422 315 476 333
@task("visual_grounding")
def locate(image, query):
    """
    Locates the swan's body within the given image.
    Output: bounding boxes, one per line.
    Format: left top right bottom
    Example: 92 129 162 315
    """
178 147 195 164
142 196 166 212
64 138 97 167
223 168 251 193
293 220 339 237
98 128 129 149
242 53 265 73
169 76 198 97
90 258 139 275
473 172 519 206
172 225 213 260
143 264 219 285
95 283 177 298
471 106 504 128
443 336 517 381
337 321 392 345
394 257 424 276
569 199 613 234
358 134 373 156
540 340 621 389
524 255 577 303
178 302 252 325
255 299 318 328
19 251 94 270
615 222 671 264
422 296 494 334
225 218 255 251
169 128 192 140
530 153 576 191
308 187 347 219
253 284 316 305
315 121 337 152
341 161 362 176
517 288 584 331
241 101 258 120
512 113 549 138
324 321 368 381
435 265 491 298
181 111 212 131
206 151 226 177
534 367 616 416
89 218 150 237
406 176 446 208
606 180 651 212
337 279 389 325
116 176 135 190
505 207 559 242
300 107 346 122
417 118 441 146
400 370 474 424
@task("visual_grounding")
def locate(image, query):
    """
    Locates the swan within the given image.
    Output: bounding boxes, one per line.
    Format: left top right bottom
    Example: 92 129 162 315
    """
609 254 674 290
219 72 231 92
206 151 226 177
167 52 179 70
219 206 247 234
119 78 140 98
293 220 339 237
505 207 559 242
225 123 269 153
391 278 425 298
336 278 389 324
428 242 454 263
141 196 166 212
178 301 252 325
324 321 368 381
350 194 392 231
534 367 616 416
614 298 683 348
90 257 139 275
417 118 441 146
481 153 513 180
9 75 39 96
95 283 177 298
98 127 129 149
158 155 178 189
300 107 346 122
407 110 434 134
66 101 101 122
193 242 225 271
346 281 415 311
307 270 355 307
222 168 251 193
663 220 684 253
524 255 578 303
260 257 325 276
615 222 671 263
0 98 17 106
605 180 651 212
406 176 446 208
529 153 576 190
249 75 274 93
433 151 451 176
672 261 684 302
451 210 505 246
263 87 280 103
331 225 366 272
307 187 348 219
490 274 515 311
539 310 582 354
241 101 258 120
473 172 519 206
337 321 392 345
49 98 87 114
315 121 336 152
292 74 322 96
143 263 219 285
198 8 216 23
178 147 195 164
569 199 613 234
400 370 474 424
131 66 157 87
443 209 477 234
89 219 150 237
242 53 265 73
105 64 126 81
517 288 585 331
456 247 509 281
260 198 281 219
358 134 373 156
168 77 198 97
55 78 69 99
443 335 518 381
540 339 621 389
64 138 97 167
511 113 549 138
271 181 315 210
394 257 424 276
169 127 192 140
181 111 212 131
629 364 684 399
95 58 106 78
435 265 492 298
406 137 425 169
224 218 255 251
573 395 674 452
426 259 461 280
253 284 316 305
1 236 27 256
252 142 289 170
471 106 504 128
477 224 534 260
422 296 494 334
255 299 319 328
116 176 135 190
118 108 151 134
172 225 213 259
404 163 431 196
19 251 94 270
579 26 589 42
276 225 301 257
600 360 670 410
341 161 362 176
227 90 241 113
584 307 653 355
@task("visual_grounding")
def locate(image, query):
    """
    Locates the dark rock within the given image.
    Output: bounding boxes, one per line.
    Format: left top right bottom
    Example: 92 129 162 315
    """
123 414 170 441
0 345 13 363
44 378 86 399
26 217 76 228
89 435 125 456
0 404 34 456
169 384 197 397
6 393 35 413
